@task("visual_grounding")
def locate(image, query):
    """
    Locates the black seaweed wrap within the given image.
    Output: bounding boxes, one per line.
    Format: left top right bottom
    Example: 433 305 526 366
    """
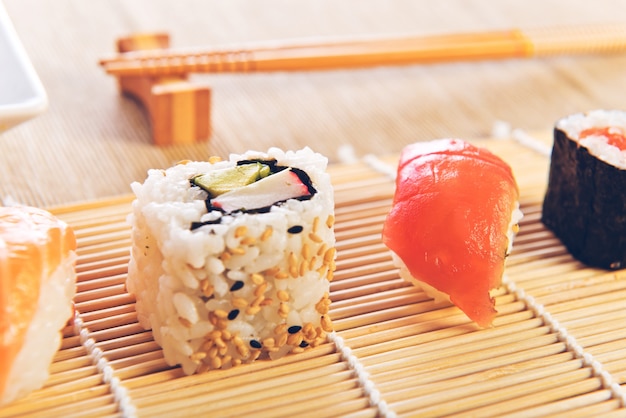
542 127 626 270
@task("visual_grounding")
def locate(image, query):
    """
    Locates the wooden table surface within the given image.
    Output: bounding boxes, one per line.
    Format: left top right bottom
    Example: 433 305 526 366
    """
3 0 626 207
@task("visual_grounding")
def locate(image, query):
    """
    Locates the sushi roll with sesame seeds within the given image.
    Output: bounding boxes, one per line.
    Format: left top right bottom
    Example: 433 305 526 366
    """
542 110 626 270
126 147 335 374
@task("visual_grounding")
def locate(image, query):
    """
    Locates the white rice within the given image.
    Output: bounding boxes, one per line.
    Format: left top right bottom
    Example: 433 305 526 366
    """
127 147 336 374
556 109 626 169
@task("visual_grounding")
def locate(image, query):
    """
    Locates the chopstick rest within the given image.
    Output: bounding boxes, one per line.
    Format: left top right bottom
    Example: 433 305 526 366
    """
109 33 210 146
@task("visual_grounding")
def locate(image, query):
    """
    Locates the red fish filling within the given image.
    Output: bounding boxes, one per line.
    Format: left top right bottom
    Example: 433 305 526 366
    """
580 127 626 151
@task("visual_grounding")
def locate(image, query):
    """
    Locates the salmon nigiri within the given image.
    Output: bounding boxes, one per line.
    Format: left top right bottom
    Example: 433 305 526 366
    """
0 205 77 406
382 139 522 327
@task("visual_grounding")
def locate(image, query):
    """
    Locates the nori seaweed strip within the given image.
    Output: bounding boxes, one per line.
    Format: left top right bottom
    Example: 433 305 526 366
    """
190 218 223 230
236 158 278 168
542 127 626 269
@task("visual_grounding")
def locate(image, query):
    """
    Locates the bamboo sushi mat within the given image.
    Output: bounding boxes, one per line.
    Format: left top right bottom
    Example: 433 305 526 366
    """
3 136 626 418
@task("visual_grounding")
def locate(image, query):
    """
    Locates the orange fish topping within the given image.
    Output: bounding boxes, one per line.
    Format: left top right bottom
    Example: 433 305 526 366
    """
0 206 76 397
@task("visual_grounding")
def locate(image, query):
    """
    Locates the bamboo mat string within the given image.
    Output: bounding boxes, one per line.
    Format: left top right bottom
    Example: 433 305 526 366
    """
72 310 137 417
359 145 626 409
328 331 396 418
361 154 397 181
511 128 553 157
491 120 553 157
504 280 626 407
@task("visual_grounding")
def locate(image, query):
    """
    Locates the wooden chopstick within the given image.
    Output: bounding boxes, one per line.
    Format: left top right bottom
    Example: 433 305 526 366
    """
100 24 626 77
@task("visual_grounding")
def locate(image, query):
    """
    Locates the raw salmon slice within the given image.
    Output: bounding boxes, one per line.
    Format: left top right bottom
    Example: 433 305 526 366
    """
382 139 521 327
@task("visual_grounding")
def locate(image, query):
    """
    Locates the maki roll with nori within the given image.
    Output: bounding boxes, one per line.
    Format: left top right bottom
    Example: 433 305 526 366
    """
542 110 626 270
127 147 335 374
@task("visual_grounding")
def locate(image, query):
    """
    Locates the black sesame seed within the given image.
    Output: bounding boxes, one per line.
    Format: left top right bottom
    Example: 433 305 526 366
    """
249 339 262 349
228 309 240 320
299 341 309 348
230 281 244 291
287 325 302 334
287 225 303 234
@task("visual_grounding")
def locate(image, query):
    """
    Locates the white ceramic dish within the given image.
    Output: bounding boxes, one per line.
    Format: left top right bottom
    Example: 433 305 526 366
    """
0 1 47 133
